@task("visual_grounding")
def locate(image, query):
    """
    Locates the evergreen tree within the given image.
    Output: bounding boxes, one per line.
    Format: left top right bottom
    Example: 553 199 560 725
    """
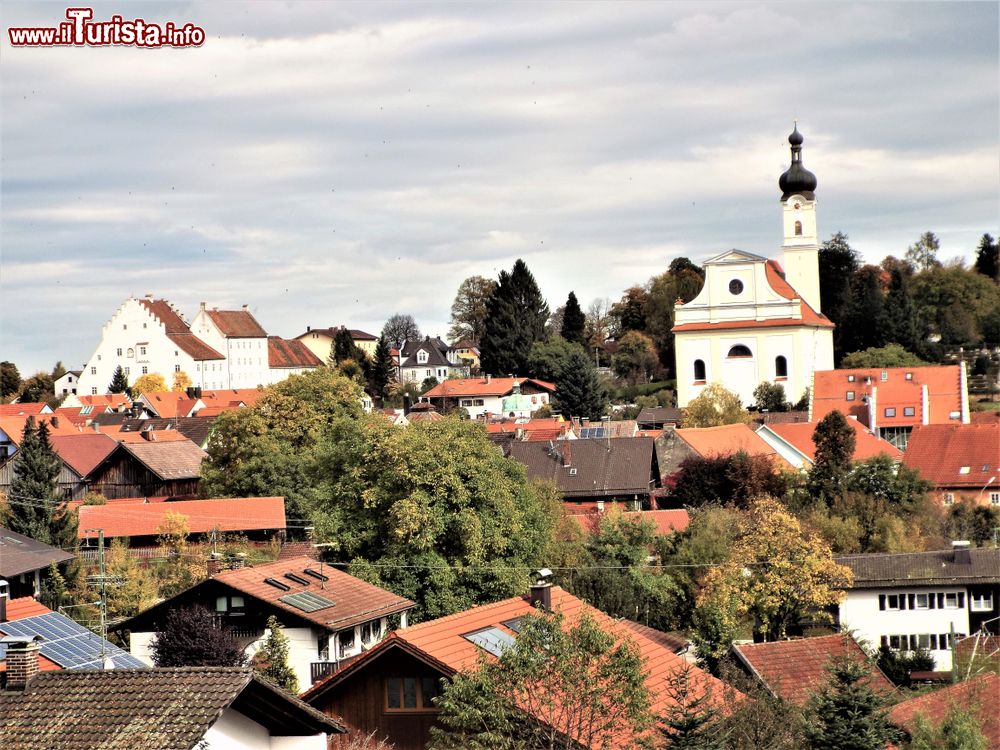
6 418 61 544
151 605 248 667
255 615 299 693
330 328 359 366
479 259 550 376
39 561 69 612
559 292 587 349
659 664 723 749
808 411 856 505
368 335 395 402
0 361 20 399
884 268 924 356
554 346 607 420
841 266 888 358
802 658 902 750
819 233 862 353
973 233 998 282
108 365 130 395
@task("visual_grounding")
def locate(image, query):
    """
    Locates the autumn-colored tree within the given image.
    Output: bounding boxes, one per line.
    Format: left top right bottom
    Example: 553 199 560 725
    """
429 610 651 750
172 370 193 392
696 498 852 657
752 381 788 412
132 372 168 395
906 706 989 750
155 511 205 598
449 276 497 343
682 384 750 428
612 331 658 384
102 539 159 622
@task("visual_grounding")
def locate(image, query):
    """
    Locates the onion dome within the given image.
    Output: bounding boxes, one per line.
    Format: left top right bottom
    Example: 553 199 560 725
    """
778 123 817 200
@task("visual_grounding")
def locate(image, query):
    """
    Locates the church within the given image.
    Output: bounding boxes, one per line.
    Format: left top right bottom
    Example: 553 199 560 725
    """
673 126 835 408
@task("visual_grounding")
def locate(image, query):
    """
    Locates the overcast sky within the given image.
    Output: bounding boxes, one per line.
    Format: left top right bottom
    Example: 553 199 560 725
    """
2 1 997 375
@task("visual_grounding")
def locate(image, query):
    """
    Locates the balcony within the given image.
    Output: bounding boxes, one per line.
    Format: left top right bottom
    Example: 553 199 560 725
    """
310 653 363 684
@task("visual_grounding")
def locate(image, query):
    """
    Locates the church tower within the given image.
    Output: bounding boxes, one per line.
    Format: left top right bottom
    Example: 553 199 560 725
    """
779 124 822 314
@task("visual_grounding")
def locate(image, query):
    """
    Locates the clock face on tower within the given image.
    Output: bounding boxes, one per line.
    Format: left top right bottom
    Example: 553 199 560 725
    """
794 202 801 209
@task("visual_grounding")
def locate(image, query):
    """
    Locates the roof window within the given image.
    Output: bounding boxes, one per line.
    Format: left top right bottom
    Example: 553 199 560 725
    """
284 572 311 586
905 372 913 380
264 577 291 591
303 567 329 582
847 375 855 382
959 466 971 475
880 371 888 382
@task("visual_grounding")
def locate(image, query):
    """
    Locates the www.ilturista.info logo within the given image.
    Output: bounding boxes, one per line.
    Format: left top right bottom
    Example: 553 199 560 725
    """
8 7 205 48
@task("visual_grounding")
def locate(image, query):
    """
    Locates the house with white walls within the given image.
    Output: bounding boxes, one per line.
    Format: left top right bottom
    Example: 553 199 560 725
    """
835 544 1000 671
673 126 835 408
116 556 414 689
191 304 272 389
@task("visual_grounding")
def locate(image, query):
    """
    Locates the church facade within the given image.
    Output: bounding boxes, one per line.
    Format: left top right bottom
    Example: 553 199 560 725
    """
673 126 835 408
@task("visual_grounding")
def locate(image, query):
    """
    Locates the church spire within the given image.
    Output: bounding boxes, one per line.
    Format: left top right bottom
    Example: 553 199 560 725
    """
778 123 817 201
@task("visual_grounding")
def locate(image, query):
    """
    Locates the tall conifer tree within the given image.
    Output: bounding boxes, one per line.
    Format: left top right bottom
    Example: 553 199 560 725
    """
108 365 130 395
369 335 395 403
884 268 924 356
560 292 587 349
6 418 61 544
480 259 549 376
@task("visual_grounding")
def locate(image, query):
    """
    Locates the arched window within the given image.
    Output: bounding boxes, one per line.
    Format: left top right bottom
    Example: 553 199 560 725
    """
727 345 752 358
693 359 706 382
775 355 788 378
794 220 802 236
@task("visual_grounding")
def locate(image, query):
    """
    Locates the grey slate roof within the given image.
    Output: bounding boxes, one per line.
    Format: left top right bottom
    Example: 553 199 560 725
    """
508 437 658 498
0 527 73 578
635 407 682 428
399 338 452 368
0 667 344 749
836 548 1000 588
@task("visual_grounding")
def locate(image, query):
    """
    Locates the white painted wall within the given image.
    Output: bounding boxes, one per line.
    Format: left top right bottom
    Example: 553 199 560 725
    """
202 707 326 750
838 587 970 670
129 630 156 665
191 307 272 389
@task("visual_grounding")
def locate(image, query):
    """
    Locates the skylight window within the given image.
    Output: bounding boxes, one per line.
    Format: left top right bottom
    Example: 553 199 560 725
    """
303 568 329 582
464 627 516 658
264 577 290 591
959 466 971 475
284 573 311 586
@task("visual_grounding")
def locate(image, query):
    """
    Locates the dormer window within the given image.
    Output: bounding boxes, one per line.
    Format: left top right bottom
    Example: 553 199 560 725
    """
417 349 428 364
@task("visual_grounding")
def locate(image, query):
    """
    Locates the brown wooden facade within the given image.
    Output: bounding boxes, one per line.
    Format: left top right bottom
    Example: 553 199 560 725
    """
86 446 200 500
307 643 446 750
0 455 87 502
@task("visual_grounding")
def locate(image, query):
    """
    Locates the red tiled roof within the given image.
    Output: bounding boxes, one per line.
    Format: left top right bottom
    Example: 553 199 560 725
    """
48 433 119 477
811 365 964 427
970 410 1000 423
205 309 268 338
0 415 87 446
0 403 50 417
902 424 1000 489
77 496 286 539
75 394 133 409
889 673 999 747
675 424 795 471
115 430 192 444
268 336 323 369
211 556 414 631
199 389 267 408
423 377 556 399
0 598 68 673
141 391 202 418
407 411 444 422
762 421 903 463
168 332 225 361
137 298 189 334
673 260 834 332
485 418 570 437
302 586 736 745
733 634 895 707
568 508 690 536
53 406 111 425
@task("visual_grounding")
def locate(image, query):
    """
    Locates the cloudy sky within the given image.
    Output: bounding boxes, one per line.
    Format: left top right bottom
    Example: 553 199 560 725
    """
2 1 997 374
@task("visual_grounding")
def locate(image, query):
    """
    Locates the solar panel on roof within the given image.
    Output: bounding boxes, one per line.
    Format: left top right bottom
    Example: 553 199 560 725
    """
0 612 147 670
463 627 516 658
279 590 335 613
502 617 524 634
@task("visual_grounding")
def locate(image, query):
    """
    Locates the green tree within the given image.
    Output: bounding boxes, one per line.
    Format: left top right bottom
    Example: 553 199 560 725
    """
429 610 652 750
50 361 67 382
4 418 61 544
560 291 587 349
905 231 941 272
820 233 862 357
808 411 856 504
103 538 159 621
973 233 998 282
528 337 607 420
610 286 649 336
0 361 21 399
668 453 788 509
841 266 889 357
905 705 988 750
840 344 928 368
381 314 421 346
884 268 925 356
368 335 395 402
612 331 658 385
682 384 749 428
944 500 1000 546
659 663 724 749
449 275 497 343
18 372 56 404
108 365 130 395
480 259 550 376
313 417 558 621
255 615 299 693
752 381 788 412
910 264 1000 346
802 658 902 750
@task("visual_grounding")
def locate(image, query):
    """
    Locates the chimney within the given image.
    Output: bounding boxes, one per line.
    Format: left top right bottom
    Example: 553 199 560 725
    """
200 302 206 310
307 325 311 332
403 395 412 416
530 568 553 611
952 540 971 564
141 429 155 441
242 304 249 310
486 374 491 384
3 637 42 691
0 580 7 623
562 441 572 467
186 386 196 399
50 416 59 428
581 417 590 428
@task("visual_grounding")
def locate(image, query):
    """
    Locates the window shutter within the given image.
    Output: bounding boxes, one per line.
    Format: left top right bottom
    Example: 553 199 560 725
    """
958 592 965 608
907 594 915 609
879 595 886 611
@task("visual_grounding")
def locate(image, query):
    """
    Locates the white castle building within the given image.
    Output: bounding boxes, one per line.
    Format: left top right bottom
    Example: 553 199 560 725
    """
673 126 835 407
75 296 321 395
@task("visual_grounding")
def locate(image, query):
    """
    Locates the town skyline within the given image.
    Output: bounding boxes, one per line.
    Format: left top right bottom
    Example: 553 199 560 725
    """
3 1 997 373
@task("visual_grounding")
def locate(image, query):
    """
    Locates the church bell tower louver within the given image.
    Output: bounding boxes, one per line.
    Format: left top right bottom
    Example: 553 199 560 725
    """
779 123 822 314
